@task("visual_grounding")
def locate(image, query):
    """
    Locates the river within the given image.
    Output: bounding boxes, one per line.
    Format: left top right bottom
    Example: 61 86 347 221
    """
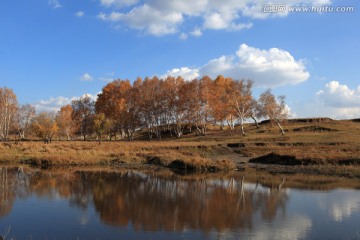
0 166 359 239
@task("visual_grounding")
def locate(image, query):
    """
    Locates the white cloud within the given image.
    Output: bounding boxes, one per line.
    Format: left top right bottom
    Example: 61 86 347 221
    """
204 12 233 30
100 0 138 8
190 28 203 37
315 81 360 119
48 0 62 9
80 73 94 81
97 0 332 36
34 96 71 112
203 11 252 31
200 44 309 87
179 32 188 40
33 94 98 113
75 11 84 17
162 67 200 81
164 44 309 87
317 81 360 108
98 4 183 36
285 104 297 118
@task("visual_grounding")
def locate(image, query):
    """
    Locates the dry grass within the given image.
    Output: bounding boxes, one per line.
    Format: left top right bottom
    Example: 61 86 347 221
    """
0 140 235 171
0 119 359 174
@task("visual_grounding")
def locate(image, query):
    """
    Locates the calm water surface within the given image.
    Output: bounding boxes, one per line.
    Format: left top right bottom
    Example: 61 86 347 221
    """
0 166 359 239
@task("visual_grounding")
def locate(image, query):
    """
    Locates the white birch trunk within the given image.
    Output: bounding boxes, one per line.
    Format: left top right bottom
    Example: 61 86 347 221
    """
277 121 285 135
240 117 246 136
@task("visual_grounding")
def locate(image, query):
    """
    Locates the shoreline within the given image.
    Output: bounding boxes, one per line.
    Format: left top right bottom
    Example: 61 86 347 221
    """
1 139 360 179
1 118 359 179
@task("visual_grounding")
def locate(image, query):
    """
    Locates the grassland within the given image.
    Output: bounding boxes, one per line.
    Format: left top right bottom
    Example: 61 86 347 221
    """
0 118 359 177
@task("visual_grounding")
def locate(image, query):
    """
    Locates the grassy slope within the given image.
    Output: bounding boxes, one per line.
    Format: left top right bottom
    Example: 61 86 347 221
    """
0 119 359 175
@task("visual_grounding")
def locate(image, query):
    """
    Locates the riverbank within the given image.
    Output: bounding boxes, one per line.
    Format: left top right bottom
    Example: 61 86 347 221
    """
1 119 359 178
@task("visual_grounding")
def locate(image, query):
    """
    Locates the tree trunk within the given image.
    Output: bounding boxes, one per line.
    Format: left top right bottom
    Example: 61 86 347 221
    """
227 120 234 130
240 118 246 136
277 122 285 135
174 124 183 138
251 116 259 128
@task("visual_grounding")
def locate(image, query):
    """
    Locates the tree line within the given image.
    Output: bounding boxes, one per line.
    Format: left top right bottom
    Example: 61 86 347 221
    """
0 75 288 142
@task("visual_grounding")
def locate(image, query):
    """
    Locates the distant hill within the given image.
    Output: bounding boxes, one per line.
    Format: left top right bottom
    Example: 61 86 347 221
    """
260 117 333 124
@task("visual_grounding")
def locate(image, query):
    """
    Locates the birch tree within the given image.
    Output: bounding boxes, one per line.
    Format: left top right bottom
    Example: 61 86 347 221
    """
258 90 288 135
31 112 58 143
0 87 18 140
95 79 135 140
162 76 185 137
55 104 76 140
72 95 95 140
210 76 236 130
249 99 261 128
15 104 36 140
228 79 254 136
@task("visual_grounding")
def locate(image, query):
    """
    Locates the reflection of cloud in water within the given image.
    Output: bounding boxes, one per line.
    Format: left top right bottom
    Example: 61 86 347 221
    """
79 212 90 226
321 191 360 222
208 214 312 240
249 214 312 240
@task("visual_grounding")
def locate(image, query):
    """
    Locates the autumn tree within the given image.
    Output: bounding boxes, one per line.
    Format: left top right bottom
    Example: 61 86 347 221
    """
228 79 254 136
31 112 58 143
249 99 261 128
209 76 237 130
0 87 18 140
93 113 111 142
95 79 133 140
178 80 197 132
258 90 288 135
161 76 185 137
189 77 213 136
14 104 36 140
55 104 76 140
72 95 95 140
122 78 142 140
138 76 166 140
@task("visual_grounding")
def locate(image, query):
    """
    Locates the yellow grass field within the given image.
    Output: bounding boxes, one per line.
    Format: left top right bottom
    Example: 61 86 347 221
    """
1 119 359 177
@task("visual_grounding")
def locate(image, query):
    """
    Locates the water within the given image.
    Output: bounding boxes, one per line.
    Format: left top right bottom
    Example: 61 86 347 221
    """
0 166 359 239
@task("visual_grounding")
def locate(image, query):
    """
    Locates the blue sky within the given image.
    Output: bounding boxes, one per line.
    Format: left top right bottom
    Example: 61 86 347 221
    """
0 0 359 119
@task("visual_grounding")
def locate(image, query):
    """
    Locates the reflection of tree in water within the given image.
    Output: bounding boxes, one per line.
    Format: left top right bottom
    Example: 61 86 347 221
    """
0 167 94 218
88 171 289 233
27 170 93 210
0 167 289 233
0 167 13 217
0 167 25 217
68 171 92 210
262 178 288 221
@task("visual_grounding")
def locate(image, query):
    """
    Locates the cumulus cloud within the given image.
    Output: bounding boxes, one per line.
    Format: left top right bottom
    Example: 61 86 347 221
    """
315 81 360 119
164 44 309 87
162 67 200 81
98 4 183 36
48 0 62 9
75 11 84 17
80 73 94 81
317 81 360 108
33 94 98 113
97 0 332 36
